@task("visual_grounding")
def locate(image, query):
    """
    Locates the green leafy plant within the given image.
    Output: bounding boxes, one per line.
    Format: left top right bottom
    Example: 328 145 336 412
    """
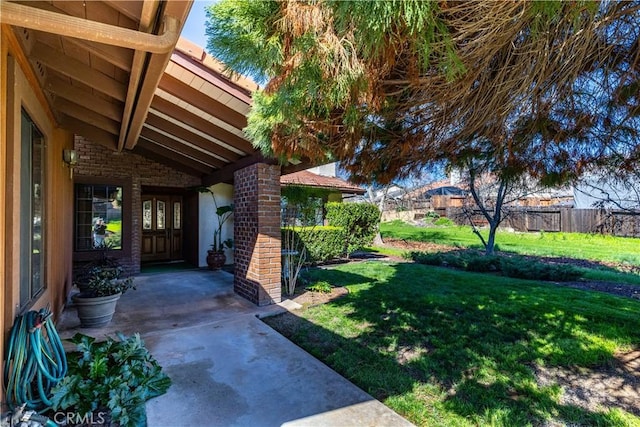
434 217 455 226
326 202 380 257
197 187 234 252
500 257 584 281
77 265 135 297
307 281 332 293
51 333 171 427
282 226 346 263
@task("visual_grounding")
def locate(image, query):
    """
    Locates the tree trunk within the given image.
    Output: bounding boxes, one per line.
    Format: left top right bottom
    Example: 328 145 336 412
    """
485 222 498 255
373 231 384 246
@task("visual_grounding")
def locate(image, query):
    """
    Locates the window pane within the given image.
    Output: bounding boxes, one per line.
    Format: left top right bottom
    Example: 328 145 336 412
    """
157 200 165 230
143 200 152 230
20 110 45 308
75 184 123 251
173 202 181 229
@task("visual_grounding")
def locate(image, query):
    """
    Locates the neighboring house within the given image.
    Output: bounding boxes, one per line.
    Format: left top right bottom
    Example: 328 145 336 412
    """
0 1 312 389
280 164 366 225
574 173 640 210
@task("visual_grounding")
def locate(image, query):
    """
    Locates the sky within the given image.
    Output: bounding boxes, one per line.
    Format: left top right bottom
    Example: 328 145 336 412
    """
180 1 216 48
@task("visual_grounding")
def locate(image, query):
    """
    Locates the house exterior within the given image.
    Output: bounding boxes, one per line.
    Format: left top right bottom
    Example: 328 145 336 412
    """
280 164 366 225
0 0 308 399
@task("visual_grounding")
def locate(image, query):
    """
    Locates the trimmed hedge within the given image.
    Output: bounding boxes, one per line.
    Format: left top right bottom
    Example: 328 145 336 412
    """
407 250 583 281
326 202 380 256
282 226 345 263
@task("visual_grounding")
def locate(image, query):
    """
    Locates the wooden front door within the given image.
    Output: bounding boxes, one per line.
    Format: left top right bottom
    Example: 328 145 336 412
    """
141 195 183 262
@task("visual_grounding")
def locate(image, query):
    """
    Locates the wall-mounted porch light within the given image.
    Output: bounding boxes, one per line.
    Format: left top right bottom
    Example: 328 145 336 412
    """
63 149 78 179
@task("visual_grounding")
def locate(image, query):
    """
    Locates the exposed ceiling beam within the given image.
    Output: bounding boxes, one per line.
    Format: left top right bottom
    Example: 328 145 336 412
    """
171 51 252 105
31 42 127 101
136 138 213 175
203 153 278 186
59 114 118 149
122 1 193 150
140 126 226 168
158 73 248 131
2 23 56 125
151 95 255 154
68 39 133 72
0 1 179 53
131 144 205 177
11 1 134 71
117 0 161 152
101 0 144 22
145 112 242 163
45 76 123 122
55 98 120 134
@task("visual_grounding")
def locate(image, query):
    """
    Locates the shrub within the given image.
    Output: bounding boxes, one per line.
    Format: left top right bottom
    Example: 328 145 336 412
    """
307 281 333 293
434 217 455 226
282 226 346 263
425 211 440 222
464 254 502 272
407 251 443 266
51 333 171 427
500 258 584 281
326 202 380 256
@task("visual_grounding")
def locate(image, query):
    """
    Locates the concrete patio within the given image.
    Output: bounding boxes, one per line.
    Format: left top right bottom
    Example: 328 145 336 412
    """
57 269 413 427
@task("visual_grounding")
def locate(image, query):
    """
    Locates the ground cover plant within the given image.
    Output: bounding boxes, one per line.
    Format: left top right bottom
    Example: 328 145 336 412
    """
380 221 640 266
265 261 640 426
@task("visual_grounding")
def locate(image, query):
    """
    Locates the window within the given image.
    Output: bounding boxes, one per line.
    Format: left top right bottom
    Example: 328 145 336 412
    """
75 184 123 251
20 110 45 308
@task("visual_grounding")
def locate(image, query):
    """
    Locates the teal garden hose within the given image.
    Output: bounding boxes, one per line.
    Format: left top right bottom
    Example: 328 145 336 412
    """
4 307 67 413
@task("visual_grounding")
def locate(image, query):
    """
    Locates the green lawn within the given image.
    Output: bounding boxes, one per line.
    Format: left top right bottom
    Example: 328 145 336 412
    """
265 261 640 426
380 221 640 266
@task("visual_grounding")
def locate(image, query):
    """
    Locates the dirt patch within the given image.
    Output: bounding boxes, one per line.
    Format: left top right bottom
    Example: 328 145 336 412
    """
383 238 457 253
535 350 640 418
285 285 349 308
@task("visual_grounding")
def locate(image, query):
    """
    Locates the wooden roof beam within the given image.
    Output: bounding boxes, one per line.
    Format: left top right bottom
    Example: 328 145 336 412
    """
203 153 277 186
116 0 161 153
158 73 247 131
122 1 193 150
151 95 255 154
54 98 120 135
140 126 227 168
45 76 123 122
0 1 179 54
145 112 242 163
135 138 214 175
31 42 127 101
59 114 118 150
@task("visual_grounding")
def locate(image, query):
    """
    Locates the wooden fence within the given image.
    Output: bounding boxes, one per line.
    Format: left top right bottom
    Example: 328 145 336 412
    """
446 207 640 237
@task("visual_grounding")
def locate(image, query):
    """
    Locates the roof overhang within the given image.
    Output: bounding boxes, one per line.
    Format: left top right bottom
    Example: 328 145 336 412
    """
1 0 313 183
1 0 192 153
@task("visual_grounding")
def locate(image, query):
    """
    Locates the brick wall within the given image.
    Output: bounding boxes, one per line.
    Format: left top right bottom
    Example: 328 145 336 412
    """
74 136 201 273
234 163 281 305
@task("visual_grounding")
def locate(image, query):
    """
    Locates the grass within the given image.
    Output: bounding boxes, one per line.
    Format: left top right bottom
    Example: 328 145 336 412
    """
264 261 640 426
380 221 640 266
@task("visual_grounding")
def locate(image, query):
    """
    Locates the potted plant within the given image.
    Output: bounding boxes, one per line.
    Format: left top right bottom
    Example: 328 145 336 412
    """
198 187 234 270
51 332 171 426
72 264 135 328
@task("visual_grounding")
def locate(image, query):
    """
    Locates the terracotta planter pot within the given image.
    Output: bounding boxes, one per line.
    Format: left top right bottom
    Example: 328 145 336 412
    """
72 292 121 328
206 250 226 270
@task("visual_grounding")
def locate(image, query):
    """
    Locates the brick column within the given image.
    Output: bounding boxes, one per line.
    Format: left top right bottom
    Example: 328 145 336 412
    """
233 163 281 305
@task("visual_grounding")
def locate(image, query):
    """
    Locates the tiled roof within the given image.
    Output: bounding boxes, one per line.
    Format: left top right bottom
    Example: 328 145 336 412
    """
281 170 366 194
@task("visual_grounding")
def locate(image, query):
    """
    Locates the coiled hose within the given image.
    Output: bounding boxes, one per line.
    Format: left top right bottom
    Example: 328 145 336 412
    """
4 307 67 413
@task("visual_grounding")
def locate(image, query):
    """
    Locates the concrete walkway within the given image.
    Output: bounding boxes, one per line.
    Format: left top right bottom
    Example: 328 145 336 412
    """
57 269 413 427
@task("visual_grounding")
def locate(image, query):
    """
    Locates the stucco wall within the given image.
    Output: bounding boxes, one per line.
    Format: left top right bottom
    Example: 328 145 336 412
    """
199 183 234 267
2 26 75 402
